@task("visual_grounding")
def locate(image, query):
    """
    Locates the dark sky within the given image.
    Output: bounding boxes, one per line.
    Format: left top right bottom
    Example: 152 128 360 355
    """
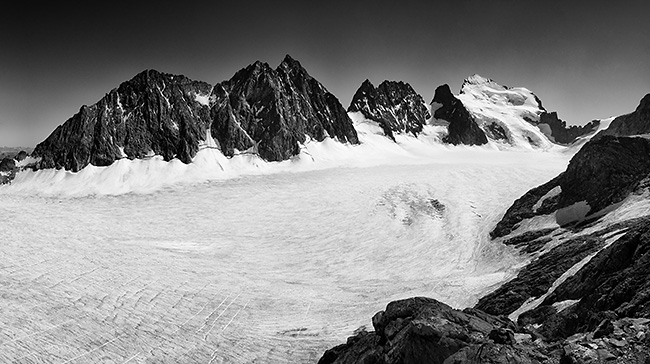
2 1 649 147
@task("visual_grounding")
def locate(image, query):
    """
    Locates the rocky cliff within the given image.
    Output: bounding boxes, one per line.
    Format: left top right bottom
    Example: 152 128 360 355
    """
348 80 430 141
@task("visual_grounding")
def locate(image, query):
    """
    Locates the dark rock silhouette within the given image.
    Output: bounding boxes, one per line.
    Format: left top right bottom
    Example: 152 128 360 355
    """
432 84 487 146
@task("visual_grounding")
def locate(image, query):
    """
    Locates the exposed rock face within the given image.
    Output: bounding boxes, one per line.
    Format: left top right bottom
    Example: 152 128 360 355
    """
537 111 599 144
596 93 650 138
476 218 648 316
348 80 430 140
211 55 358 161
491 136 650 238
34 70 213 171
32 55 358 171
529 219 650 340
432 84 487 146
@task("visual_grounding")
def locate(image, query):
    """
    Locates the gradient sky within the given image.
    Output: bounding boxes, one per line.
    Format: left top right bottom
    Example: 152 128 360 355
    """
1 0 649 147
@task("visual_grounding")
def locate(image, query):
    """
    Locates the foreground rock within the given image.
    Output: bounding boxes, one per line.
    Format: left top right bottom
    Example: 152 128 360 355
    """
319 297 549 364
348 80 430 140
32 55 357 171
320 296 650 363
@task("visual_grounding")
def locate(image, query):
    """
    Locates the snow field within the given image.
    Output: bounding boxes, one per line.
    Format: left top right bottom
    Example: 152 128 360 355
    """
0 150 570 363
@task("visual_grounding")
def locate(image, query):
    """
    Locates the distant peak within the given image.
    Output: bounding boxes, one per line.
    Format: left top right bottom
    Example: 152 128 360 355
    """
460 74 506 93
463 74 495 86
361 79 375 88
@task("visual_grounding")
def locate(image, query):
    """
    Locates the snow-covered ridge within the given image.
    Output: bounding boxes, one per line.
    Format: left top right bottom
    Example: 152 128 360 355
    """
1 112 572 197
457 74 553 150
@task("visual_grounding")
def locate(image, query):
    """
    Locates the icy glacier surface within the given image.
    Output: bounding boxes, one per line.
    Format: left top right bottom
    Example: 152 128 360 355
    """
0 150 569 363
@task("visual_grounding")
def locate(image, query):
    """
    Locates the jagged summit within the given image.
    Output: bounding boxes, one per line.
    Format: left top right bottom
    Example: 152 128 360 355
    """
348 79 430 140
279 54 302 69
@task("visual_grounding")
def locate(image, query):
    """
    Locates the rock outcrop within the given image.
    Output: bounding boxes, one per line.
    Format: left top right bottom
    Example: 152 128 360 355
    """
32 55 358 171
596 93 650 138
431 84 487 146
523 219 650 340
491 135 650 238
318 297 548 364
211 55 358 161
320 296 650 364
348 80 430 140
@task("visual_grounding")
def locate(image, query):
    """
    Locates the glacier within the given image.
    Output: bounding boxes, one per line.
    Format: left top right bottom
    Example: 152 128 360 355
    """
0 122 572 362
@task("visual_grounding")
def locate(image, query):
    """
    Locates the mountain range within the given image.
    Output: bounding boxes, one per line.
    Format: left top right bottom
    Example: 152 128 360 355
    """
2 54 629 182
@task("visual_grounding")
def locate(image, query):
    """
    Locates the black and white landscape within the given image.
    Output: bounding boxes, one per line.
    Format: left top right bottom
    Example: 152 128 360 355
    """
2 2 650 364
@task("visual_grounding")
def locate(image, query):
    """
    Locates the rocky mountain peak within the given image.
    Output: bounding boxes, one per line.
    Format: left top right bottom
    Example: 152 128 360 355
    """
279 54 303 70
211 56 358 161
348 79 430 140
